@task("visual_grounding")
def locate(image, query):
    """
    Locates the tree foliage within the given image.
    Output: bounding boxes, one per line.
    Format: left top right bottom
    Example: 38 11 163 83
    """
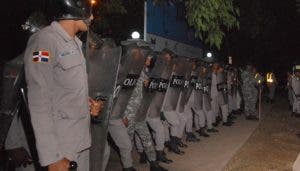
154 0 239 49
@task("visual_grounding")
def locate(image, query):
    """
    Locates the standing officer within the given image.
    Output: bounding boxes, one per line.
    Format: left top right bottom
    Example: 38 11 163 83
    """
291 65 300 116
211 63 231 126
287 72 294 110
266 71 277 103
241 64 258 120
24 0 101 170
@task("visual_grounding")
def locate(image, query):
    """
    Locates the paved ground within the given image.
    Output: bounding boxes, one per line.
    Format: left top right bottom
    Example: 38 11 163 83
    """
106 95 300 171
106 112 259 171
224 97 300 171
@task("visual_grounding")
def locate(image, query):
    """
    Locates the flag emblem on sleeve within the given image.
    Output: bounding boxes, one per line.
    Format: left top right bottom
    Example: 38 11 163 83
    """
32 51 50 63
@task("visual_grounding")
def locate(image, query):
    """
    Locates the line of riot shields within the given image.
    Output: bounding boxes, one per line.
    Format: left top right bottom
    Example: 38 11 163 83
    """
1 25 253 171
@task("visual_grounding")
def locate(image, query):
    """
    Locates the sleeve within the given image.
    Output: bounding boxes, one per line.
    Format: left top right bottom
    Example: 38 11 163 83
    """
24 34 63 166
123 71 146 119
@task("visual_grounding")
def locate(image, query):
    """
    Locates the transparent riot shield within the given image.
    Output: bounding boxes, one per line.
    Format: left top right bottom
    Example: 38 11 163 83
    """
133 51 164 122
0 55 23 149
163 57 186 112
87 38 122 171
147 50 175 119
177 58 194 113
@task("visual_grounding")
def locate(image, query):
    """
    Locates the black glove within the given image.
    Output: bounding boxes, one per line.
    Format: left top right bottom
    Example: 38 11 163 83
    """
160 112 167 121
6 147 33 168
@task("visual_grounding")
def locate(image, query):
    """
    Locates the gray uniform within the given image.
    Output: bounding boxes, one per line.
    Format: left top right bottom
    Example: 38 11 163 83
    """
211 71 229 123
292 75 300 114
147 56 173 151
162 61 185 137
288 75 294 107
227 70 239 113
176 60 194 138
108 70 140 168
107 45 146 169
192 75 209 130
24 21 90 168
185 72 200 133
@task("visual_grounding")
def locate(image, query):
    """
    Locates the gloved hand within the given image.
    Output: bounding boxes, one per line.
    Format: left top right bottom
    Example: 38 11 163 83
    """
6 147 33 168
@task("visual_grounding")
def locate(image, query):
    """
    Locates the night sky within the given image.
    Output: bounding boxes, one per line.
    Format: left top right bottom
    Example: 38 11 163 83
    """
1 0 299 84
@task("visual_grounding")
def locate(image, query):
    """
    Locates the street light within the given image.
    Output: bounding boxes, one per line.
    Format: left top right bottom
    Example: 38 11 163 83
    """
91 0 96 5
206 52 212 58
131 31 140 39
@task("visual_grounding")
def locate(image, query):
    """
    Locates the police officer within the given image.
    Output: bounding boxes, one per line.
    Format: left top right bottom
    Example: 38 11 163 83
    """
123 52 170 170
241 64 259 120
162 58 187 150
184 61 202 142
227 67 240 118
211 63 232 126
266 71 277 103
108 45 144 171
24 0 102 170
287 72 294 110
146 50 183 155
291 65 300 117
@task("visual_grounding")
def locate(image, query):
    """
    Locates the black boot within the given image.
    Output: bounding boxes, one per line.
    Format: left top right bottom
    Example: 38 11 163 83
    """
196 128 210 137
207 128 218 133
223 121 233 126
156 151 173 164
214 116 221 126
186 132 200 142
138 151 147 164
175 137 188 148
167 137 185 155
228 113 237 120
150 161 168 171
123 167 137 171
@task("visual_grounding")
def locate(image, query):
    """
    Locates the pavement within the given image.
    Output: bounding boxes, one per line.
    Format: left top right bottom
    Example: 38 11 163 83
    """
106 115 260 171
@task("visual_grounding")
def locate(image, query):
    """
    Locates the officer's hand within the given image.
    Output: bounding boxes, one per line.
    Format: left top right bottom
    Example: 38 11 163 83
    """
143 79 150 88
48 158 70 171
6 147 32 168
89 98 104 117
122 117 129 127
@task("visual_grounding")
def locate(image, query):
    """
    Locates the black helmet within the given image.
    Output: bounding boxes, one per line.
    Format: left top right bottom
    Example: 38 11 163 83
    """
52 0 91 20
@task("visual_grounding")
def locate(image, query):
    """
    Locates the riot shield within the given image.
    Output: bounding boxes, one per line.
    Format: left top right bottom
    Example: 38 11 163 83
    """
147 50 175 118
110 42 150 121
163 57 186 112
87 38 122 171
133 52 164 122
0 55 23 149
177 58 194 113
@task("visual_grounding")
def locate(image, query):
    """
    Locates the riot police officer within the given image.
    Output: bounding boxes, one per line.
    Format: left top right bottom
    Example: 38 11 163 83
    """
291 65 300 117
23 0 102 170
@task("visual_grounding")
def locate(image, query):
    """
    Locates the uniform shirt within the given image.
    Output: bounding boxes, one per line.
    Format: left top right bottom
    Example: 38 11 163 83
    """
24 21 90 166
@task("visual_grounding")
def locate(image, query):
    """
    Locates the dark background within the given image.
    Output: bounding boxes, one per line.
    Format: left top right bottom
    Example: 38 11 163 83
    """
1 0 300 86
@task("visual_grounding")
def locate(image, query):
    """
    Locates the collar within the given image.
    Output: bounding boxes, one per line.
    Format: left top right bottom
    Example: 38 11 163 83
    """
51 21 83 47
51 21 73 42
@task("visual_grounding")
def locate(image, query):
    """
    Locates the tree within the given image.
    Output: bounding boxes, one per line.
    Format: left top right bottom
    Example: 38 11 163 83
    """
155 0 240 49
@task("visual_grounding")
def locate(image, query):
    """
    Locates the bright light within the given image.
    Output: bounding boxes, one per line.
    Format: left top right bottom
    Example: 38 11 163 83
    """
91 0 96 5
131 31 140 39
206 52 212 58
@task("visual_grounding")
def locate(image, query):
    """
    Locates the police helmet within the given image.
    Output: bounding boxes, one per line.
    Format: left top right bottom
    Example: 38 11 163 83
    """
53 0 92 20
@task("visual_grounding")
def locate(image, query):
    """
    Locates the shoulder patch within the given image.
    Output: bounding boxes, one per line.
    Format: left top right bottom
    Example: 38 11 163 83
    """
32 51 50 63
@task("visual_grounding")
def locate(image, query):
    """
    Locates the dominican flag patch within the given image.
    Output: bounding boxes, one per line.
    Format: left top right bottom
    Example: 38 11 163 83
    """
32 51 50 63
